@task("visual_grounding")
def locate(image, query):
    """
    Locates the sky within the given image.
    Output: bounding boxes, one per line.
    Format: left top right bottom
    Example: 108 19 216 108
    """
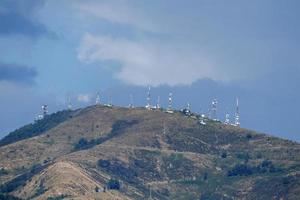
0 0 299 141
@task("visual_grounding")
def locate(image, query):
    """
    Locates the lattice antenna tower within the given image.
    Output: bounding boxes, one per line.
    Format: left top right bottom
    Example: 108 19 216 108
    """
168 92 173 110
211 99 218 121
187 102 191 111
108 94 112 106
95 92 100 105
146 86 151 109
156 96 160 109
235 98 240 126
225 110 230 125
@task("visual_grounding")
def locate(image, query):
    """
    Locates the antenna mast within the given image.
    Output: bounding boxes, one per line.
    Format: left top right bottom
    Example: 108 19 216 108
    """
95 92 100 105
235 98 240 126
108 94 112 106
168 92 173 111
211 99 218 121
146 86 151 110
156 96 160 109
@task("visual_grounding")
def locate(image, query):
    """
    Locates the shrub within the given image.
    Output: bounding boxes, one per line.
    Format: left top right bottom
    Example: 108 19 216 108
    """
221 152 227 158
107 179 120 190
227 164 253 176
0 193 22 200
0 168 9 176
228 160 282 177
236 152 250 163
98 160 110 168
95 186 100 192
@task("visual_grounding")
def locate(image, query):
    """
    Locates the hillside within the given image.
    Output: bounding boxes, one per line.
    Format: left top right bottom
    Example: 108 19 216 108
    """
0 105 299 200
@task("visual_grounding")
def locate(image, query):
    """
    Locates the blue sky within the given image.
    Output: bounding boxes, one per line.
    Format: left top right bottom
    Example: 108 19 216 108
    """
0 0 299 141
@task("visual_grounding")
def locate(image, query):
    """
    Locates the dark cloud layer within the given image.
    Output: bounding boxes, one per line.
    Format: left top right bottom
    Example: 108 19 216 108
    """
0 63 37 85
0 0 53 38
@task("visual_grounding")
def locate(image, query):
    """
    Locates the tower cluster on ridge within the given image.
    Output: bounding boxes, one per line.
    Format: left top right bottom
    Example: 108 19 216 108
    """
141 87 240 127
35 87 241 127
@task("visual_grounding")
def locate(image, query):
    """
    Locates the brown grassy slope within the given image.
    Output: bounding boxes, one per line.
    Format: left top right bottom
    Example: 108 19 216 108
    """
0 105 300 200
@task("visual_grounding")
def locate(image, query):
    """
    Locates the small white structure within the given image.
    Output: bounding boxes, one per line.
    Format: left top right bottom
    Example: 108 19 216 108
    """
104 94 113 107
42 105 48 117
181 102 191 116
35 104 48 122
200 114 206 125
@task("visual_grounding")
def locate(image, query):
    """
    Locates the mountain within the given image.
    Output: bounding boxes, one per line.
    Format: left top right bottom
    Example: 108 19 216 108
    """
0 105 299 200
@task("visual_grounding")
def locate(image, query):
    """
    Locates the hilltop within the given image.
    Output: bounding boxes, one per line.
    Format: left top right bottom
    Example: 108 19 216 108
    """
0 105 299 200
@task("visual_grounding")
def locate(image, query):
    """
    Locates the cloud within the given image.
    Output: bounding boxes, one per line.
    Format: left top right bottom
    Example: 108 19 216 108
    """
78 33 235 86
0 0 54 38
77 0 157 33
0 63 37 85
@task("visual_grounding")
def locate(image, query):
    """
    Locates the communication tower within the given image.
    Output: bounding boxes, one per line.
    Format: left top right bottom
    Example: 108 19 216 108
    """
95 92 100 105
108 94 112 106
156 96 160 109
225 113 230 125
168 92 173 110
145 86 151 110
211 99 218 121
234 98 240 126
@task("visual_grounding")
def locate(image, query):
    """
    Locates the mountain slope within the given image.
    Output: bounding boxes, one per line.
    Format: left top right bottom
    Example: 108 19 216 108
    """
0 105 299 200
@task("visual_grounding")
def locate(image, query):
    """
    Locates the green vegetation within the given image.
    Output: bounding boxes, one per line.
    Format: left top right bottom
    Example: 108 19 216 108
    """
107 179 120 190
227 160 282 177
0 110 73 147
0 193 22 200
73 119 138 151
0 168 9 176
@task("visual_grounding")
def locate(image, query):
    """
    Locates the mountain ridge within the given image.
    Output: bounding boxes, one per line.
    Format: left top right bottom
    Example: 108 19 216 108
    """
0 105 299 200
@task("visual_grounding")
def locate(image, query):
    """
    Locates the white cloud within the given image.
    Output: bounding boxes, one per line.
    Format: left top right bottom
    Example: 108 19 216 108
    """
76 0 157 32
77 33 231 86
75 0 271 86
